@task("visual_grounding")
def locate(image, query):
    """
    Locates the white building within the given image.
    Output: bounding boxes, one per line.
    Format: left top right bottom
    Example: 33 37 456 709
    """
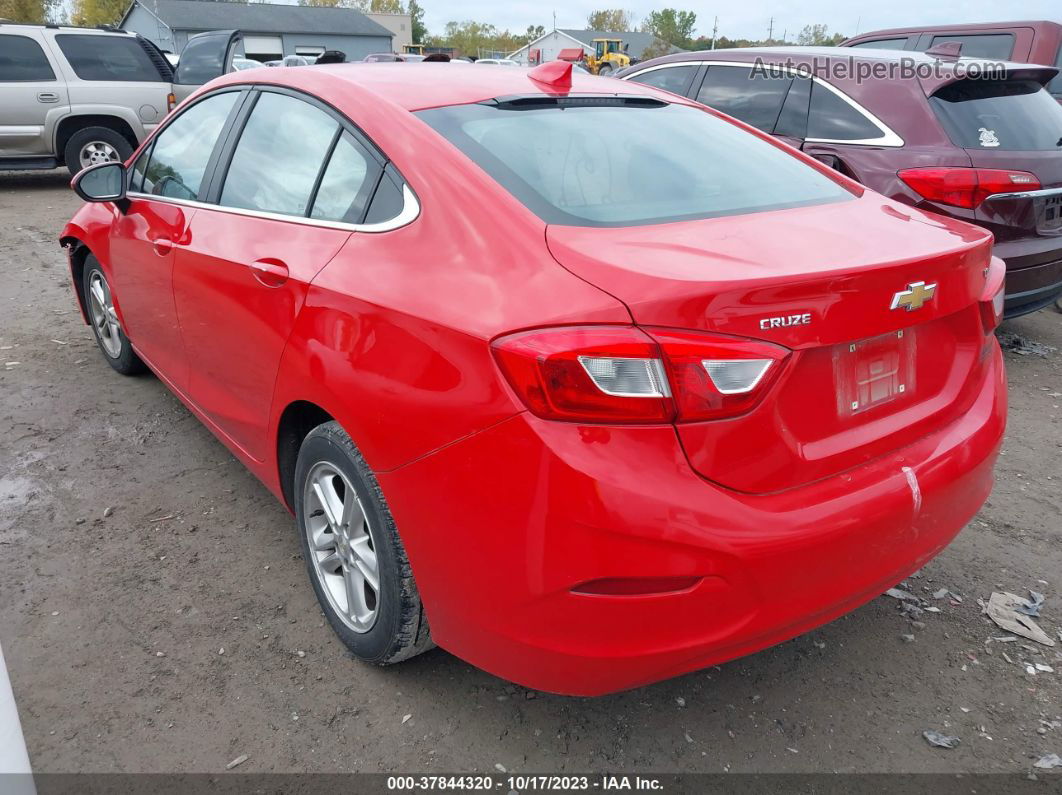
507 28 682 66
366 12 412 53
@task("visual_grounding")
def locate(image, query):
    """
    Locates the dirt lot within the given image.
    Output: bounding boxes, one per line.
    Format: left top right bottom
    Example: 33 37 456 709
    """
1 170 1060 776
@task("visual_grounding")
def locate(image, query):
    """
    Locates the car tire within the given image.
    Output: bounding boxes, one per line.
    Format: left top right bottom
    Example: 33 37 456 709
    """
83 256 147 375
294 421 434 664
64 127 133 176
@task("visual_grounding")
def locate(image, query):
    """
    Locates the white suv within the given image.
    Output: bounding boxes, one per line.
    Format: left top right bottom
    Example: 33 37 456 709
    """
0 24 239 175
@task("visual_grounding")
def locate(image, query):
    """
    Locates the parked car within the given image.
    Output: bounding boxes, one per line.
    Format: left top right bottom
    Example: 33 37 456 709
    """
363 53 403 62
476 58 519 67
0 23 240 175
841 20 1062 102
61 62 1006 696
619 47 1062 317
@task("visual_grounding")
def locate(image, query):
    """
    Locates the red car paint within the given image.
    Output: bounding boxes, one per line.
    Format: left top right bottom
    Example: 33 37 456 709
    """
61 64 1006 695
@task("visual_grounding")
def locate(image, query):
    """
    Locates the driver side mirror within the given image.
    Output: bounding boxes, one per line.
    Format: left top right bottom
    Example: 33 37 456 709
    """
72 162 127 205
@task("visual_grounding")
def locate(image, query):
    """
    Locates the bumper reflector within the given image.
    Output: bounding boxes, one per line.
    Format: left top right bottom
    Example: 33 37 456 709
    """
572 576 702 596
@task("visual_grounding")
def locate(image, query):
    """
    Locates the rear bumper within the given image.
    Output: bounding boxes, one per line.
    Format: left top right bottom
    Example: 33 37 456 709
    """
378 341 1006 695
993 237 1062 317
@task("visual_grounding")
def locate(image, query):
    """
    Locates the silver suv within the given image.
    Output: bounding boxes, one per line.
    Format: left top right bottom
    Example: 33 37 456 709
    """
0 24 239 175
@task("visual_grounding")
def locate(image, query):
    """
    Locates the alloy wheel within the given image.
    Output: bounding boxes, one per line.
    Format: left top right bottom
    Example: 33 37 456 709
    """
79 141 120 170
303 462 380 633
87 271 122 359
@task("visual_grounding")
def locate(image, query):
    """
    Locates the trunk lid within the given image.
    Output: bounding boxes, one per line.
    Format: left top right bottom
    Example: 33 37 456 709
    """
546 193 996 493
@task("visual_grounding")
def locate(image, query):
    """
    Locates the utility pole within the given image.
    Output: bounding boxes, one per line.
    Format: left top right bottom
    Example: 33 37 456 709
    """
767 16 774 43
710 16 718 50
552 10 556 32
781 28 787 44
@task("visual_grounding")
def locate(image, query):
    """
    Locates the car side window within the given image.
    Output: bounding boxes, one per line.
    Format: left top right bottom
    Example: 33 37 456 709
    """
220 92 339 217
0 35 56 81
806 81 884 141
141 91 239 200
849 38 907 50
364 167 405 224
926 34 1014 60
309 132 381 223
54 34 166 82
696 65 792 132
1050 44 1062 98
129 144 153 193
774 75 811 138
627 65 698 96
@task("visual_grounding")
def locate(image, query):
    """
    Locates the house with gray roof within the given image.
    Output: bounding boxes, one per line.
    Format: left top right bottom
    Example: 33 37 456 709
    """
507 27 683 66
120 0 394 62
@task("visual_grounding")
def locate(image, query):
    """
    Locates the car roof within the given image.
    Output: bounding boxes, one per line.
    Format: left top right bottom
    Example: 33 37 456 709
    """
658 45 1038 69
843 19 1062 40
0 22 135 35
209 62 674 112
630 46 1059 94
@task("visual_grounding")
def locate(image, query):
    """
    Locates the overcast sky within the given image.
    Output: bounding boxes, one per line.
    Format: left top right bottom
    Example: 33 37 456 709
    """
421 0 1060 41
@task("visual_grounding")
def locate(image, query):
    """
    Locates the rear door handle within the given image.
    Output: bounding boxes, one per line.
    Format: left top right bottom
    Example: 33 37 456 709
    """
249 258 289 288
36 92 60 103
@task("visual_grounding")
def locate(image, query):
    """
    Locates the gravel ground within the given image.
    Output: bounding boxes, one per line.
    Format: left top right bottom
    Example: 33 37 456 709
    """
1 170 1060 776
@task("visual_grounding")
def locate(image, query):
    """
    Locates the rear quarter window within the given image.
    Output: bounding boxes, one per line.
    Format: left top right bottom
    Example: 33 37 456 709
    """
0 35 55 81
418 100 853 227
1049 44 1062 98
54 34 165 82
930 79 1062 151
807 81 886 142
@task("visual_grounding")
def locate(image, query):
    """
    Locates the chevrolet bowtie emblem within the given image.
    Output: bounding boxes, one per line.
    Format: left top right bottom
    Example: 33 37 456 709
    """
890 281 937 312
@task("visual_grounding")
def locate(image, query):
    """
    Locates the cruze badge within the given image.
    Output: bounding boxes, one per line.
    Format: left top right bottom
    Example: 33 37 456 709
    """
891 281 937 312
759 313 811 330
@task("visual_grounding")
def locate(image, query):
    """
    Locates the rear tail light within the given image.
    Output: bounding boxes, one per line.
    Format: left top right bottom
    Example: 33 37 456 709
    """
979 257 1007 333
897 167 1040 210
647 329 789 421
491 326 789 424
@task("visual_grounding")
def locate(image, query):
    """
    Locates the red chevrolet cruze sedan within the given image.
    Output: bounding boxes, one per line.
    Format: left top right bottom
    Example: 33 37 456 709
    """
61 62 1007 695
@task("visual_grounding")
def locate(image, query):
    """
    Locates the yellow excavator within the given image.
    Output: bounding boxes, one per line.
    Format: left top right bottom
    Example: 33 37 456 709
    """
587 38 630 75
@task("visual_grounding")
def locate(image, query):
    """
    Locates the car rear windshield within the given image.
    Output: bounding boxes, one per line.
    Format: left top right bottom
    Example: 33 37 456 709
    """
417 99 853 227
930 79 1062 151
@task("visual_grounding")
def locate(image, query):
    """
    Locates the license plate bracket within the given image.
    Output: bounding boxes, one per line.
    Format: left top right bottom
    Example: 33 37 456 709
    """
1037 195 1062 235
835 329 916 416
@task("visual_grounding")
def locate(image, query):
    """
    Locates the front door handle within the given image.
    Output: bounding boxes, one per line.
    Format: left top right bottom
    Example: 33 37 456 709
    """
36 92 60 103
249 258 289 288
152 236 174 257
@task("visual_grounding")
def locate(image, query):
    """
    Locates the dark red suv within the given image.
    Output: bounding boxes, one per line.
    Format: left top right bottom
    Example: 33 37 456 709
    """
842 20 1062 103
619 47 1062 316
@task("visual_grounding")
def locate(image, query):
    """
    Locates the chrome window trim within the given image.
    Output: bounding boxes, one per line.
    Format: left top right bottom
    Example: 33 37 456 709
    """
625 61 697 75
624 59 905 148
125 184 420 233
983 187 1062 201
